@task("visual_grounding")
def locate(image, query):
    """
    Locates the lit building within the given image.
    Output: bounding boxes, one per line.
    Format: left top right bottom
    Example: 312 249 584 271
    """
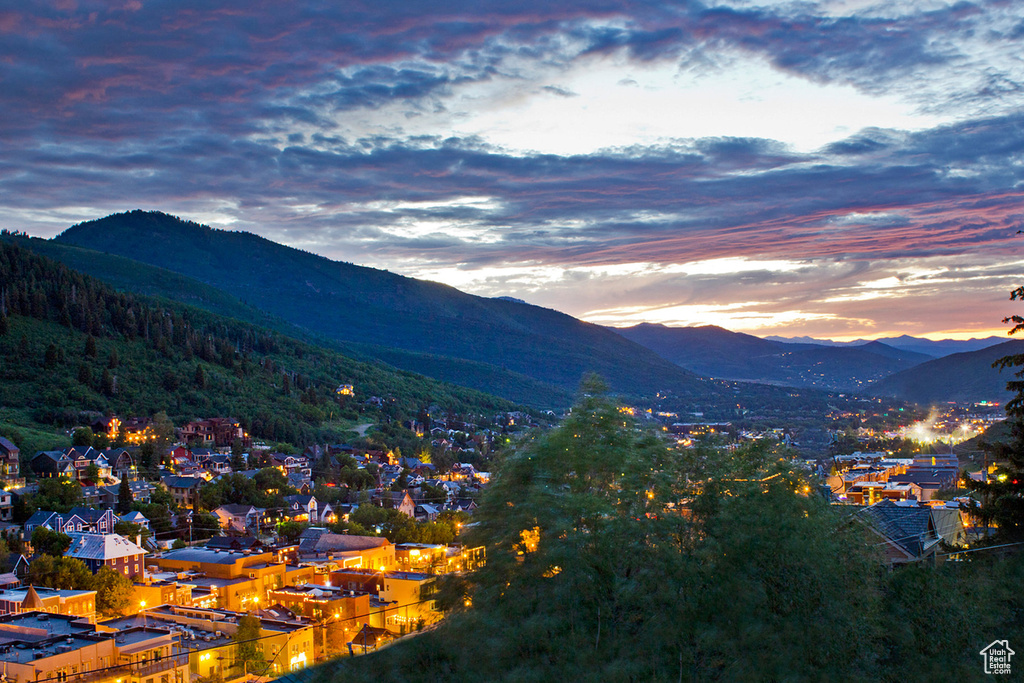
151 547 313 611
0 611 188 683
101 605 314 677
0 585 97 621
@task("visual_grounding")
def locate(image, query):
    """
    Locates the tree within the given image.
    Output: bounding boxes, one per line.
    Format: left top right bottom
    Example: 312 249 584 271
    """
231 438 246 471
276 520 309 543
351 380 884 681
971 285 1024 540
72 427 94 447
77 362 92 385
117 477 132 514
233 614 266 675
92 566 134 615
27 555 92 590
31 527 71 556
115 520 150 545
152 411 176 451
32 477 84 512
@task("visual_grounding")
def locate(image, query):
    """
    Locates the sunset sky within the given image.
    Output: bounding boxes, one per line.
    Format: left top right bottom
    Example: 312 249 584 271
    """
2 0 1023 340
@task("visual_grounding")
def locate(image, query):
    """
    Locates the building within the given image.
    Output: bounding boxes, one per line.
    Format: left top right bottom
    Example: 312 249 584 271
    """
212 503 263 533
327 568 441 633
179 417 248 448
0 436 23 488
0 585 97 620
297 528 395 569
267 584 371 658
151 547 313 611
102 605 315 675
30 450 75 479
65 532 147 578
0 611 188 683
160 475 204 508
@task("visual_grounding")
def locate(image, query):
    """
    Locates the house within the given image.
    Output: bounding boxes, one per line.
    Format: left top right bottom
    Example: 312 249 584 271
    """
287 472 313 494
374 490 416 518
271 453 312 478
160 475 204 508
0 437 23 486
65 446 99 480
118 510 151 530
179 417 248 448
65 532 147 578
100 447 135 480
283 494 318 523
212 503 263 533
0 552 29 584
24 510 63 536
448 498 478 514
30 450 74 478
414 503 441 522
205 535 263 551
67 507 117 534
99 479 155 506
855 500 943 567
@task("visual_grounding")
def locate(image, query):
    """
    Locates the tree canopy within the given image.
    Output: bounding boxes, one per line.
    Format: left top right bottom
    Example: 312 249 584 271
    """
320 385 1024 682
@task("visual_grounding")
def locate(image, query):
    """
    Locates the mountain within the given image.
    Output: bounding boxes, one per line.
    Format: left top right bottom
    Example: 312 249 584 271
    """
868 339 1024 404
764 333 1004 358
613 323 929 392
51 211 720 404
0 239 520 448
852 340 932 363
4 236 574 408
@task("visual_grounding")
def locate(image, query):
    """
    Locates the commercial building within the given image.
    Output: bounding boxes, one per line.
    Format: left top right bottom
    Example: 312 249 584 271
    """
0 611 188 683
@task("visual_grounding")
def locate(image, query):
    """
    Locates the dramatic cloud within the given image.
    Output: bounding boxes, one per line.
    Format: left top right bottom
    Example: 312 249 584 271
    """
2 0 1024 339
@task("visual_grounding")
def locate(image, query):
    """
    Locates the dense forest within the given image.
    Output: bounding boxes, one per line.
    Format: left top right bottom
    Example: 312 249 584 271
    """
310 385 1024 682
0 238 520 450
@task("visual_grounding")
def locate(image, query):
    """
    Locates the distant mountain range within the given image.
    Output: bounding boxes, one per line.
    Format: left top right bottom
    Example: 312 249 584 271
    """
611 323 1021 403
613 324 933 392
763 333 1005 357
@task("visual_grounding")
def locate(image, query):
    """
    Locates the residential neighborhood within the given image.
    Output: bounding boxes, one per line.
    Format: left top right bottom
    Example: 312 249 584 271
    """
0 408 513 683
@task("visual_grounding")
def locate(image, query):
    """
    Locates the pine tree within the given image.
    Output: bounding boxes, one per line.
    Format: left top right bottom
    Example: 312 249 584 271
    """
117 477 132 514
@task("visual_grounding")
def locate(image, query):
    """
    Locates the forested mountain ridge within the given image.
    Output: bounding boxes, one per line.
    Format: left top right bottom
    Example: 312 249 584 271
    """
869 339 1024 404
53 210 722 402
13 234 574 408
0 237 520 448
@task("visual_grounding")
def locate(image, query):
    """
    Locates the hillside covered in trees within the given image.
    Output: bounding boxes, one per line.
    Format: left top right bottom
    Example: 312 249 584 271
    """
0 237 520 451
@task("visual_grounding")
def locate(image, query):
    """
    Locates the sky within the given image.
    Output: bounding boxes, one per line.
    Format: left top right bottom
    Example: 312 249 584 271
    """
2 0 1024 341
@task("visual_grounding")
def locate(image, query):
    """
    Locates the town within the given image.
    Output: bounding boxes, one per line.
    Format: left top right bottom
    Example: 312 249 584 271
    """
0 408 530 683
